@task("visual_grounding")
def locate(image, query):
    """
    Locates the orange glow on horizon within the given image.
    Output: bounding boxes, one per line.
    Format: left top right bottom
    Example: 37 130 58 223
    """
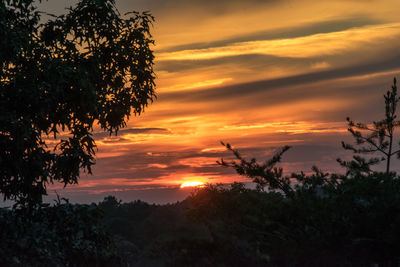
180 181 205 188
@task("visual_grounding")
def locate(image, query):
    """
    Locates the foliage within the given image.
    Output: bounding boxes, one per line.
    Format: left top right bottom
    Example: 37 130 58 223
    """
0 0 155 206
338 78 400 175
0 200 119 266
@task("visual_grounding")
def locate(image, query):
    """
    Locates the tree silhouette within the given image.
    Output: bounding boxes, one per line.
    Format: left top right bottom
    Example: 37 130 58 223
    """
0 0 155 206
337 78 400 175
218 142 292 195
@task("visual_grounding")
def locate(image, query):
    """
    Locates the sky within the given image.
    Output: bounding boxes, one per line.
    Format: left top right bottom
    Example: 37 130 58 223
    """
37 0 400 204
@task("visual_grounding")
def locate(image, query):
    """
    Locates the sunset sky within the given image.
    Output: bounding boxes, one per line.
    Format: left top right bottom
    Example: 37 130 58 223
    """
40 0 400 204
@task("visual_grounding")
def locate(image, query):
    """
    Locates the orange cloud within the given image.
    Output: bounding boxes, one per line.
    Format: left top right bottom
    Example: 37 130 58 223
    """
157 23 400 61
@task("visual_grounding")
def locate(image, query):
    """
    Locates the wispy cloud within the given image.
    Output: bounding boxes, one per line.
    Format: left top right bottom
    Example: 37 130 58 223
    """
157 23 400 61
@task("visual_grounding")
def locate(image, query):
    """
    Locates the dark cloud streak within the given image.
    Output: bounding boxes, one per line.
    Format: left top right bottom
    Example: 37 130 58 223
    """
160 55 400 103
93 128 170 139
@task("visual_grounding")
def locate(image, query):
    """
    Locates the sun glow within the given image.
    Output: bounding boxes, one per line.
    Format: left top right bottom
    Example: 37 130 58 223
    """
180 181 205 188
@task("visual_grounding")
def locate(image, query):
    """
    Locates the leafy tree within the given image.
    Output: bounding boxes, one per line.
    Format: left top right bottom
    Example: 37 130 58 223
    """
337 78 400 175
0 0 155 206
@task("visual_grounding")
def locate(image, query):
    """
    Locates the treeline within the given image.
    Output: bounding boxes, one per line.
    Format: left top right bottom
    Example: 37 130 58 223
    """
2 172 400 266
101 172 400 266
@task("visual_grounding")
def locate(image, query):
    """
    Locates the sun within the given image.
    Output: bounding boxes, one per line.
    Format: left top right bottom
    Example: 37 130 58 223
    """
180 181 204 188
